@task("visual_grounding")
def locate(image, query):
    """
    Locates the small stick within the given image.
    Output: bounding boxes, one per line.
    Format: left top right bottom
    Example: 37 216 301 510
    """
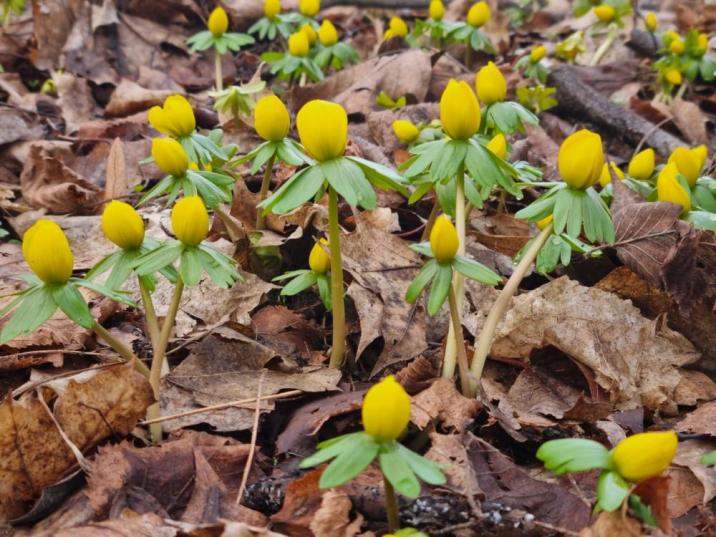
236 372 265 505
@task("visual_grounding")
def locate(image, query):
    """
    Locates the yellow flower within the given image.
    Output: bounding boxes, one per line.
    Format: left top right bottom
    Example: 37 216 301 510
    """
254 95 290 142
663 30 679 45
389 16 408 38
289 31 310 57
265 0 281 18
670 39 685 55
697 33 709 56
148 95 196 138
152 138 189 177
645 12 657 31
383 29 395 40
669 146 702 187
308 238 330 273
172 196 209 247
665 68 682 86
208 6 229 37
593 5 615 23
362 376 411 441
475 61 507 105
301 23 317 45
22 219 74 284
299 0 320 17
536 214 553 230
530 45 547 62
296 100 347 161
487 133 507 159
558 129 604 190
392 119 420 144
101 201 145 251
611 431 678 482
657 163 691 215
467 1 490 28
440 80 480 140
693 145 708 171
627 148 655 180
429 0 445 21
319 19 338 46
430 215 459 264
598 162 624 187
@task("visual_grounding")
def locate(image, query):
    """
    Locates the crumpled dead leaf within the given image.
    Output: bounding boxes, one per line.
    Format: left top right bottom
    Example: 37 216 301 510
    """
411 378 481 433
309 491 363 537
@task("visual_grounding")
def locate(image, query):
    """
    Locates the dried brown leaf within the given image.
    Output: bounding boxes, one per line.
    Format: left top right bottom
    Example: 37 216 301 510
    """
411 378 481 433
104 138 127 201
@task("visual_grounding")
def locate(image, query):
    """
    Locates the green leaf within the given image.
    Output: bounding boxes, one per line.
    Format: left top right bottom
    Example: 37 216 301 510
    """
134 242 183 276
536 438 611 475
104 250 137 290
322 158 375 210
52 283 94 328
197 245 242 288
629 494 658 527
262 166 325 214
180 248 203 286
317 434 380 488
379 447 421 499
273 269 312 282
0 285 57 344
76 278 136 307
453 256 501 285
396 443 447 486
701 451 716 465
281 271 318 296
86 250 123 281
405 259 438 304
686 210 716 232
316 274 332 311
596 470 629 512
409 242 433 257
427 264 453 316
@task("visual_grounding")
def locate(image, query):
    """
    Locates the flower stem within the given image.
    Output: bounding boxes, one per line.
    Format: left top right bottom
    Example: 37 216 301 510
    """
327 187 346 369
448 285 476 397
674 81 688 101
465 42 473 68
470 222 553 382
92 323 150 379
215 50 223 91
384 475 399 533
256 155 276 230
589 25 618 66
138 278 160 347
420 194 441 241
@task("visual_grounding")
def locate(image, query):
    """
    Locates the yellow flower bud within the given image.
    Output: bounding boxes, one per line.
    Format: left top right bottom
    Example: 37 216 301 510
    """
657 163 691 215
645 12 657 31
208 6 229 37
487 133 507 159
296 100 347 161
530 45 547 62
627 148 655 180
670 39 685 55
152 138 189 177
301 23 317 45
362 376 411 441
692 145 708 171
536 214 553 230
289 31 310 56
383 29 395 40
171 196 209 247
319 19 338 46
22 220 74 284
392 119 420 144
467 1 490 28
148 95 196 138
593 5 615 23
308 238 330 273
265 0 281 18
299 0 320 17
669 146 702 187
389 16 408 38
598 162 624 187
475 61 507 105
558 129 604 189
665 68 682 86
697 33 709 56
254 95 290 142
440 80 481 140
430 215 459 264
611 431 677 482
663 30 679 45
101 201 145 251
429 0 445 21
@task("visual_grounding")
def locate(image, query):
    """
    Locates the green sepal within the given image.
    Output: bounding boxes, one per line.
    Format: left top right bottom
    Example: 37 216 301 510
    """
427 264 453 316
409 242 434 258
197 243 243 288
405 259 438 304
379 444 421 499
133 241 184 277
483 101 539 135
453 255 501 285
300 432 380 489
596 470 629 512
52 283 94 328
180 247 203 286
0 284 58 344
537 438 612 475
280 270 318 296
75 278 137 307
260 165 326 214
396 443 446 486
316 273 332 311
322 158 376 210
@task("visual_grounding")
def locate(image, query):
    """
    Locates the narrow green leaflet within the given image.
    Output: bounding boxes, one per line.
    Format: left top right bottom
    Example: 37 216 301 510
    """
180 248 203 286
318 435 380 489
52 283 94 328
316 273 332 310
134 242 184 276
0 285 57 344
701 451 716 465
281 271 318 296
537 438 611 475
396 443 446 486
629 495 658 527
427 264 453 316
379 447 421 499
261 166 325 214
405 259 438 304
596 470 629 512
76 278 136 307
453 256 501 285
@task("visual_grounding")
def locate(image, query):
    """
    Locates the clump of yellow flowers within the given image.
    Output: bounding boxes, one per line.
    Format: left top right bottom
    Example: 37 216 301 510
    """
446 1 494 62
314 19 359 71
655 29 715 100
262 28 324 83
301 376 445 533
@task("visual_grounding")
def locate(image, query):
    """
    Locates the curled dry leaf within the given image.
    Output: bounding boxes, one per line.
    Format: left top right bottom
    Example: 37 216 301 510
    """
411 378 481 433
309 491 364 537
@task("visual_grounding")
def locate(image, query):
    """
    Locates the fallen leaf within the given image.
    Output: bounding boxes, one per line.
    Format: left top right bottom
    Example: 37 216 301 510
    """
671 99 708 144
579 510 643 537
309 490 363 537
104 138 127 200
411 378 481 433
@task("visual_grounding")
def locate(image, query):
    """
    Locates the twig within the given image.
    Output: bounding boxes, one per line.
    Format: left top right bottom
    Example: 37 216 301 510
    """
632 117 673 157
37 389 91 473
236 372 265 505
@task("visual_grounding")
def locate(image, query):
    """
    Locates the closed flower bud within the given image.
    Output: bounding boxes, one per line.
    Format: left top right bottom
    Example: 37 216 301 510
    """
22 219 74 284
692 145 708 171
467 1 490 28
172 196 209 246
669 146 702 187
665 68 682 86
392 119 420 144
148 95 196 138
299 0 320 17
308 238 330 273
558 129 604 189
265 0 281 18
662 30 679 46
697 33 709 56
102 201 145 251
593 5 615 23
611 431 677 482
657 163 691 215
440 80 481 140
152 138 189 177
627 148 655 180
297 100 347 161
362 376 411 441
487 133 507 159
429 0 445 21
530 45 547 62
383 29 395 40
289 31 310 56
670 39 685 54
208 6 229 37
598 162 624 187
645 12 657 31
430 215 459 264
254 95 290 141
537 214 553 230
301 23 317 45
389 16 408 38
319 19 338 46
475 61 507 105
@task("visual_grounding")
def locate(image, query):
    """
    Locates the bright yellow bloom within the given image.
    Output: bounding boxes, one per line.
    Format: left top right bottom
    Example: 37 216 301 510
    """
383 29 395 40
697 33 709 56
289 31 310 56
593 5 615 23
362 376 411 441
645 12 657 31
669 147 702 187
265 0 281 18
598 162 624 187
693 145 708 171
537 214 553 230
467 1 490 28
319 19 338 46
254 95 290 142
475 61 507 105
389 16 408 38
440 80 480 140
611 431 678 482
665 68 682 86
299 0 320 17
148 95 196 138
296 100 347 161
101 201 145 251
208 6 229 37
487 133 507 159
301 23 317 45
392 119 420 144
530 45 547 62
429 0 445 21
152 138 189 177
663 30 680 45
627 148 655 180
430 215 459 264
22 220 74 284
558 129 604 189
171 196 209 247
657 163 691 215
308 238 330 273
670 39 685 55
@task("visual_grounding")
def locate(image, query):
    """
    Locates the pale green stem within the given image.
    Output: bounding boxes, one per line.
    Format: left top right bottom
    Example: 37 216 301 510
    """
327 188 346 369
256 155 276 230
92 323 150 379
674 82 688 101
138 278 160 348
384 476 399 533
589 25 618 66
448 285 476 397
215 50 223 91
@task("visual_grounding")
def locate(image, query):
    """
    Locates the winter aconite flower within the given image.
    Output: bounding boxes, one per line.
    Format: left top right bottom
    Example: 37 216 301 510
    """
389 16 408 38
598 162 624 187
475 61 507 104
362 376 411 440
665 68 683 86
299 0 320 17
693 144 708 170
530 45 547 62
101 201 145 251
148 95 196 138
611 431 678 482
152 138 189 177
289 31 310 56
254 95 290 142
558 129 604 189
301 23 317 45
430 215 459 264
23 220 74 284
172 196 209 246
440 80 481 140
429 0 445 21
669 146 702 187
657 163 691 214
467 1 490 28
208 6 229 37
627 148 655 180
264 0 281 19
393 119 420 144
487 133 507 159
319 19 338 46
593 5 615 23
645 12 657 31
670 39 685 55
308 239 331 274
296 100 347 161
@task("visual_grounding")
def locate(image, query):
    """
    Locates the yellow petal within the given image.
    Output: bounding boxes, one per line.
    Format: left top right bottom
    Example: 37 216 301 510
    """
593 5 615 23
665 68 682 86
152 137 189 177
208 6 229 37
299 0 320 17
692 145 708 171
645 12 657 31
430 215 459 264
530 45 546 62
657 162 691 215
429 0 445 21
308 238 330 273
487 133 507 159
148 95 195 138
288 31 310 57
627 148 655 180
318 19 338 46
467 1 490 28
670 39 685 54
668 146 701 187
558 129 604 189
392 119 420 144
598 162 624 187
254 95 290 141
171 196 209 246
362 376 411 441
301 23 317 45
22 219 74 284
440 79 480 140
264 0 281 18
475 61 507 105
389 16 408 38
102 201 145 250
611 431 677 482
296 100 347 161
